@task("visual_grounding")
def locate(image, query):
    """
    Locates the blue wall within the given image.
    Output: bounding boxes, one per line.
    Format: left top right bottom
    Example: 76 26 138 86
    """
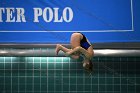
0 0 139 43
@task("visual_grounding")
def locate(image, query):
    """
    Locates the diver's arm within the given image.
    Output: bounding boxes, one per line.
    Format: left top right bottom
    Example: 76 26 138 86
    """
70 55 80 59
65 52 80 59
66 46 92 59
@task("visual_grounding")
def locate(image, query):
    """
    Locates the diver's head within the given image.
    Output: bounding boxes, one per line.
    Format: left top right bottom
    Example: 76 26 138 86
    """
83 60 93 73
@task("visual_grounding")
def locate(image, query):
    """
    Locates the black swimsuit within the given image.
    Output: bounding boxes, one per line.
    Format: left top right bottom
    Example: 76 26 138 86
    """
76 32 91 50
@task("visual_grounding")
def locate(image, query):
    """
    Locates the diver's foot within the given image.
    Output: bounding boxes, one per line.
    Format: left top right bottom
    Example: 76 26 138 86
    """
55 44 61 55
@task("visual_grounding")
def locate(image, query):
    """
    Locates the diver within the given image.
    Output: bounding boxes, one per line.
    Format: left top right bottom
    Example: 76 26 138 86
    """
55 32 94 73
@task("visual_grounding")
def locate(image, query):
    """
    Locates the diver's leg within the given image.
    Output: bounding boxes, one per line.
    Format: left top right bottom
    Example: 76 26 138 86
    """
55 44 80 59
55 44 71 55
56 33 81 55
70 33 81 48
56 33 82 58
66 46 92 59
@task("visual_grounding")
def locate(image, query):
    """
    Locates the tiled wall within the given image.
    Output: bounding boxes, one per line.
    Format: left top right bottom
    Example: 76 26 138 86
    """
0 57 140 93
